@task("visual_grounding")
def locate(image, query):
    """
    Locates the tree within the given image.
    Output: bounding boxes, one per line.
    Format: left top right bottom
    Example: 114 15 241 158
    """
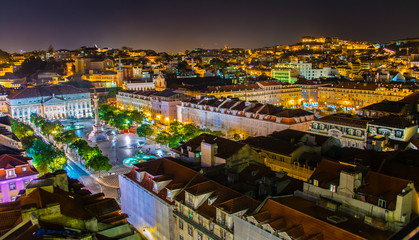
210 58 228 70
47 44 54 54
137 124 154 139
155 131 170 145
128 110 145 124
11 119 33 139
55 130 79 145
86 154 112 172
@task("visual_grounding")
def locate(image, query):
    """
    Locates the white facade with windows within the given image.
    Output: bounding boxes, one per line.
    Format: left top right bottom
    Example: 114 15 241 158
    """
6 85 92 122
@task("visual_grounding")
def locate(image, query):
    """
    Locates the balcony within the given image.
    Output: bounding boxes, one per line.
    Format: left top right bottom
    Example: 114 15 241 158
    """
174 210 221 240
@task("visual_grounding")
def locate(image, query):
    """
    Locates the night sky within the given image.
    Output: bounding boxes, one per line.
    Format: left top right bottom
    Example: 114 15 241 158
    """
1 0 418 53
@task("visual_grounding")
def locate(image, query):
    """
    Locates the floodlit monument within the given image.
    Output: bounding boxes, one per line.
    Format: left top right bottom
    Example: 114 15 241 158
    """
88 95 109 142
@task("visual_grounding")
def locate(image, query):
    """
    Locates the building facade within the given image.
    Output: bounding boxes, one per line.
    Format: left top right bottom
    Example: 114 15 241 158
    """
177 97 314 137
206 82 302 107
117 89 187 121
318 82 415 110
308 114 370 149
7 85 92 122
0 154 38 203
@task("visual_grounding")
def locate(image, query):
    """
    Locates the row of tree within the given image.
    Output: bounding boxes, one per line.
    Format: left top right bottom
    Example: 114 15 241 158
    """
98 104 144 130
30 114 112 172
141 121 223 148
11 119 67 174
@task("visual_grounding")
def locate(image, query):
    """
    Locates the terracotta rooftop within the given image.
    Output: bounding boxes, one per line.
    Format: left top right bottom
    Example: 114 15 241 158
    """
309 159 355 189
315 114 371 128
7 85 88 100
267 196 393 240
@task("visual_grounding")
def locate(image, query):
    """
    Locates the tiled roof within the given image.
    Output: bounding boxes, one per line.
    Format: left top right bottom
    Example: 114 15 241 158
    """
361 100 407 114
370 115 416 128
309 159 354 189
315 114 371 128
243 136 299 156
267 197 392 240
174 133 246 160
7 85 88 100
357 172 411 210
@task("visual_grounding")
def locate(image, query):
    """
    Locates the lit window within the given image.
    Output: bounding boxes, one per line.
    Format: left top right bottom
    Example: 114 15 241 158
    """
9 182 16 191
22 166 27 172
330 184 336 192
313 179 319 186
187 225 193 236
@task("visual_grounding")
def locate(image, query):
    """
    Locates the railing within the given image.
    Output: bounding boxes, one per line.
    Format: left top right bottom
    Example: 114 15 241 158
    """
174 210 221 240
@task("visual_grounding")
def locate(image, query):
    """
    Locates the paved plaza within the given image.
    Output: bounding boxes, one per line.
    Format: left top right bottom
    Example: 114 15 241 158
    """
62 118 171 199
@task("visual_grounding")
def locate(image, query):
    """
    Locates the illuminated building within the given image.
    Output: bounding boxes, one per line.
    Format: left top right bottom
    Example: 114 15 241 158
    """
119 158 260 240
0 154 38 203
54 49 72 61
7 85 92 122
177 97 314 137
117 89 187 120
308 114 370 149
303 159 416 231
270 64 299 84
0 73 26 89
125 79 155 91
291 61 340 80
205 82 302 107
0 170 141 239
295 79 331 108
81 70 118 87
318 82 415 110
0 64 13 76
74 57 114 74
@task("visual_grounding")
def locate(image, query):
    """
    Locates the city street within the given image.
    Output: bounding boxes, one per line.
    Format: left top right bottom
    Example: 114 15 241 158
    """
61 118 171 200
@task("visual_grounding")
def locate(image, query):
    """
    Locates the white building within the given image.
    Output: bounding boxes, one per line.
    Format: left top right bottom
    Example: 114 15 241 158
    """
177 97 314 137
125 79 155 91
292 61 339 80
7 85 92 122
117 89 187 121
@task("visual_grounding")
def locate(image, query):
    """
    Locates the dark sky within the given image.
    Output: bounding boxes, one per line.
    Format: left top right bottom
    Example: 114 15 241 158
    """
1 0 418 53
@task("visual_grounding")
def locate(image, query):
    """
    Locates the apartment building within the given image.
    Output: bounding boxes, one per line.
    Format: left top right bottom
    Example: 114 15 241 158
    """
318 82 415 110
117 89 187 120
205 82 302 107
119 157 260 240
308 114 370 149
0 154 38 203
303 159 416 231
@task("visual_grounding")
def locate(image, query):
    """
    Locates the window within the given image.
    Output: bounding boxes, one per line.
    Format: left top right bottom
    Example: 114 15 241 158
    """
198 215 203 225
220 229 227 240
24 179 30 186
179 235 183 240
330 184 336 192
378 199 387 208
22 166 27 172
9 182 16 191
313 179 319 187
219 212 226 225
209 223 214 232
6 169 15 178
188 194 193 205
179 219 183 229
187 225 193 236
198 232 203 240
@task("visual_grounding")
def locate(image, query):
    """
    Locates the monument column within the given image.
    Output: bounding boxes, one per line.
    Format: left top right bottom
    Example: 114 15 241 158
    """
88 95 109 142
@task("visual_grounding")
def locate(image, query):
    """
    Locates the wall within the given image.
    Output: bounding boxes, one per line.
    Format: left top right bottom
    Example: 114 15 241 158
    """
119 175 174 240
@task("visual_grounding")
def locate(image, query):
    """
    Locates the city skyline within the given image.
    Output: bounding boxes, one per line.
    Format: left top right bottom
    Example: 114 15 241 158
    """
1 0 418 53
